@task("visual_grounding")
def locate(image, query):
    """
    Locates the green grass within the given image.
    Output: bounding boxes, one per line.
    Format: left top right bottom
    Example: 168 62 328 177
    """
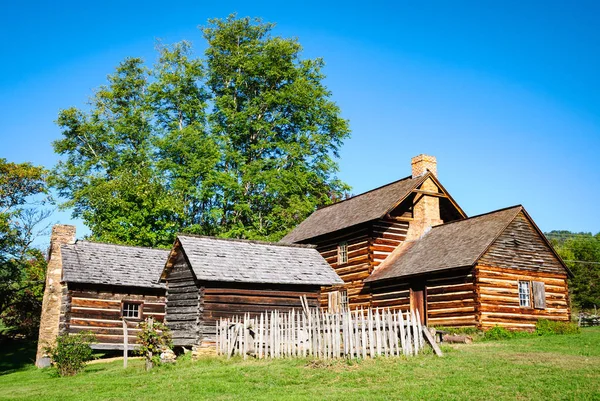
2 328 600 400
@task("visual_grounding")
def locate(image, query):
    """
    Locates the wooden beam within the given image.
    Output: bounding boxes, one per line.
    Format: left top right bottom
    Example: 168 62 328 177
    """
412 189 448 198
422 327 443 357
384 214 414 222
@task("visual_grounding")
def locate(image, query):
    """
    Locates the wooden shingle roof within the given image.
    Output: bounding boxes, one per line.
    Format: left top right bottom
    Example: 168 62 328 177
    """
366 206 524 282
174 235 344 286
61 241 169 289
280 175 428 243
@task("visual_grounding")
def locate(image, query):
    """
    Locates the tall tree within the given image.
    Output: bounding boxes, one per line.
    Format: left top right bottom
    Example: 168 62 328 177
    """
51 14 350 245
0 159 51 335
50 59 182 247
203 15 350 240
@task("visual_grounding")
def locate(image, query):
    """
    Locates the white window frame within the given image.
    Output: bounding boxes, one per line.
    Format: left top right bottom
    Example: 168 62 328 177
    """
122 302 141 319
338 242 348 265
518 281 531 308
339 289 349 312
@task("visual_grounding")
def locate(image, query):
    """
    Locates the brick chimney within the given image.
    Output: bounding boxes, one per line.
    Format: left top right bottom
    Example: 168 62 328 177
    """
406 155 443 241
411 154 437 178
35 224 76 368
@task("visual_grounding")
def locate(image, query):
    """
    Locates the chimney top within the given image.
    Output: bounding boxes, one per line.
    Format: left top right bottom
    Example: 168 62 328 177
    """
411 154 437 178
50 224 77 245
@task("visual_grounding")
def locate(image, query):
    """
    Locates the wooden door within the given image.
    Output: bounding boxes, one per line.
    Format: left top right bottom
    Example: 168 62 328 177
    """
410 282 427 325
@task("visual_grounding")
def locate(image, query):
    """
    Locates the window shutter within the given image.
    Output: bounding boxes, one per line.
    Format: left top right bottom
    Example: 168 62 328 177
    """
532 281 546 309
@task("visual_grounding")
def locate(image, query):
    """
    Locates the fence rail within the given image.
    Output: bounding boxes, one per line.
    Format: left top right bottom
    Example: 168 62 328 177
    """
216 307 428 359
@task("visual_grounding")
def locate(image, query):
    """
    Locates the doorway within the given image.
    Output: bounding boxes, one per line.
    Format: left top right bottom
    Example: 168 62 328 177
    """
410 282 427 325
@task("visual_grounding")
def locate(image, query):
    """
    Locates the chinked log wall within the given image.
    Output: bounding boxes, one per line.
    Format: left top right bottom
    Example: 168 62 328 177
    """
370 268 478 327
476 265 570 329
476 211 571 330
201 283 321 347
65 284 165 350
318 219 408 310
318 225 372 309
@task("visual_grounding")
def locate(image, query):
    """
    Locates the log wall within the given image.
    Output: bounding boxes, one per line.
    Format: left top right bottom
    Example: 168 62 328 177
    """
316 225 372 309
370 268 477 327
426 269 477 328
165 257 201 347
201 282 321 346
476 211 571 329
476 265 570 330
64 283 166 350
370 218 409 268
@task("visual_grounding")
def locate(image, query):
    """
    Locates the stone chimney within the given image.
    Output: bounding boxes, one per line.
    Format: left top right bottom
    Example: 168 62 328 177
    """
411 154 437 178
406 155 443 241
35 224 76 368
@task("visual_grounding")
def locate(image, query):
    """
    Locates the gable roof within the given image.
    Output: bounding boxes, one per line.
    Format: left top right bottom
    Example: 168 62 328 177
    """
61 241 168 289
281 175 426 244
366 205 524 282
168 235 343 286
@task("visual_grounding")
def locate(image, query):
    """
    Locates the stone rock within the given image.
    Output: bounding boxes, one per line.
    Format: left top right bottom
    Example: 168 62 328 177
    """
160 348 177 364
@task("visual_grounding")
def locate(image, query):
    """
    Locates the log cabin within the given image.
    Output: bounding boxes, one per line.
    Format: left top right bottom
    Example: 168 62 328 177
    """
281 154 573 330
36 225 168 367
159 235 343 348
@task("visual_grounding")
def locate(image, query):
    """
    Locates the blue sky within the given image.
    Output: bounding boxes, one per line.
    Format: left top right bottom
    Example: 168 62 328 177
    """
1 1 599 246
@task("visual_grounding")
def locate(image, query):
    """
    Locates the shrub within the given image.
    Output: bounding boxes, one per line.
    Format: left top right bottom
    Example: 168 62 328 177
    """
136 318 172 371
483 326 515 341
44 332 96 376
535 319 580 335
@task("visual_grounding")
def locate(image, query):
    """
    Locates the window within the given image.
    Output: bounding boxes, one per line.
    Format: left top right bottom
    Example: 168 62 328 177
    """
122 302 140 319
340 290 348 312
327 290 348 313
518 281 531 307
338 242 348 265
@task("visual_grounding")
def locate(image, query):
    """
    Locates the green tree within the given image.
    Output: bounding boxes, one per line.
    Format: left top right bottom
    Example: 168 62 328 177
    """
203 15 350 240
50 59 182 247
50 14 350 246
547 231 600 310
0 158 51 335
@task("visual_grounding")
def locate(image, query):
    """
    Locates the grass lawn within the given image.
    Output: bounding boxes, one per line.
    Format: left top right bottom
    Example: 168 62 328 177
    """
1 328 599 401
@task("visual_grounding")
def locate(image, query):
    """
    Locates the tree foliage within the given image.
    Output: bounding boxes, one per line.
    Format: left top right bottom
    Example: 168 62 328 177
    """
547 230 600 310
50 15 349 247
0 158 51 336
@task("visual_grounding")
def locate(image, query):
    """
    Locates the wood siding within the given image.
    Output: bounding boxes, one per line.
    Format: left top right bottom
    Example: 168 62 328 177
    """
64 283 165 350
200 282 321 346
165 256 201 347
479 212 565 275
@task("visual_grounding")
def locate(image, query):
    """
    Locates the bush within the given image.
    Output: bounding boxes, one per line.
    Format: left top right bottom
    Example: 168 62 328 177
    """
535 319 580 335
483 326 515 341
44 332 96 376
136 318 172 371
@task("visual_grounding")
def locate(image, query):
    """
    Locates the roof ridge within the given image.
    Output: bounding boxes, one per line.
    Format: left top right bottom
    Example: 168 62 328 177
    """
178 234 317 249
314 174 415 212
70 240 170 252
431 204 523 229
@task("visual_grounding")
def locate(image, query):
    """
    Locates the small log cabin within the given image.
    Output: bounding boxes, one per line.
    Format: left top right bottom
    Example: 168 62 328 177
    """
281 154 573 330
36 226 168 367
160 235 343 348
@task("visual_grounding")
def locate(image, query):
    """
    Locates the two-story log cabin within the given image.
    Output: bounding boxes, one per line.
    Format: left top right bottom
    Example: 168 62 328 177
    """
281 155 572 330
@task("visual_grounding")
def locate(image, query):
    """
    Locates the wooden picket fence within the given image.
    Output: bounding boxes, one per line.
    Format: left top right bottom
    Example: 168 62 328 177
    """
216 307 431 359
